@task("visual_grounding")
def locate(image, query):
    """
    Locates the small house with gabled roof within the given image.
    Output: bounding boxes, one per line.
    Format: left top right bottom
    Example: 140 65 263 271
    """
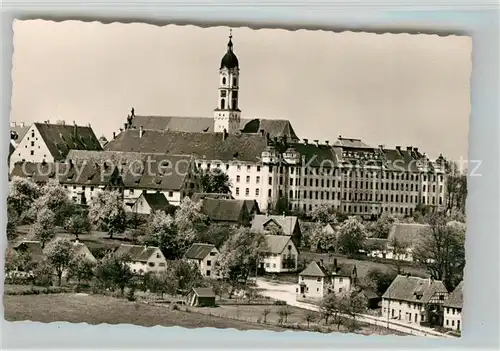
443 280 463 331
115 244 167 275
251 214 301 247
184 243 220 279
382 274 448 327
297 259 357 300
259 235 298 273
130 192 175 215
187 287 216 307
200 198 251 226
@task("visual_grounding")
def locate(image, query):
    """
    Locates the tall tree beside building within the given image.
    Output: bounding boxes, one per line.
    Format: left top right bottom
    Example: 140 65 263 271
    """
311 204 336 224
89 190 127 239
198 168 232 194
27 180 73 226
174 197 209 253
7 176 41 220
336 217 367 255
217 227 268 296
370 212 396 238
31 208 56 248
413 213 466 290
445 161 467 213
146 210 179 258
64 209 91 240
45 237 75 286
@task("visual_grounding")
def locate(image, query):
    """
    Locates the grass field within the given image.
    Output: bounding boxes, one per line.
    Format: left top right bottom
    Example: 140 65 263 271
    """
4 293 285 331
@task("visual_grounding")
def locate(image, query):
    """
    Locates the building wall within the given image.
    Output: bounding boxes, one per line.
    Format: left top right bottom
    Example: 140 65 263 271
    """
297 275 325 299
444 307 462 330
186 247 221 279
9 124 54 172
381 298 426 325
329 275 352 294
261 240 298 273
130 195 152 214
128 249 168 275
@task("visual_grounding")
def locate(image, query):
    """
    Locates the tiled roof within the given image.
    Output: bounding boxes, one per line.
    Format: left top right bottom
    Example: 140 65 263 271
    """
34 123 102 161
361 288 380 299
192 193 234 202
382 275 448 303
379 148 421 172
184 243 216 260
243 200 259 214
333 137 373 149
73 241 96 260
65 150 194 191
192 287 215 298
201 198 247 223
263 235 293 254
10 162 69 183
251 215 298 236
443 281 463 309
285 142 338 168
333 263 356 277
388 223 430 247
365 237 390 249
128 116 299 141
105 129 268 163
115 244 160 262
13 240 43 262
299 261 329 277
141 193 173 212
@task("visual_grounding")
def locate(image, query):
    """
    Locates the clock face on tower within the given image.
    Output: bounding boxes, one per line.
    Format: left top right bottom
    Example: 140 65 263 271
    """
220 90 227 98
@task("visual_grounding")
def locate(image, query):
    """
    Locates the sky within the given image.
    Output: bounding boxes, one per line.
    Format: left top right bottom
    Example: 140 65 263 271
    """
11 20 471 160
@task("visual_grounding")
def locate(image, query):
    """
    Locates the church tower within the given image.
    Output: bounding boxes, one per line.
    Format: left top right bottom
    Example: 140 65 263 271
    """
214 30 241 134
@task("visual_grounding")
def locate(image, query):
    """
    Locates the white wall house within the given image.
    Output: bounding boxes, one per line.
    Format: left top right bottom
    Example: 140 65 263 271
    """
184 243 220 279
115 244 168 275
381 275 449 327
9 121 102 173
443 281 463 331
130 192 173 215
259 235 298 273
296 260 357 301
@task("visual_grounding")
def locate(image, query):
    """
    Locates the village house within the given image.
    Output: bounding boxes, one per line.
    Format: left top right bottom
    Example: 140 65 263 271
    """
365 223 430 262
200 198 251 227
243 199 260 217
114 244 168 275
9 121 102 173
251 213 302 247
130 192 175 215
72 240 97 264
443 280 463 332
183 243 220 279
259 235 298 273
296 259 357 301
381 274 449 327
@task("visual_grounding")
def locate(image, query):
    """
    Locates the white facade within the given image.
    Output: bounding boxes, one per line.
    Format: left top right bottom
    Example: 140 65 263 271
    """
9 123 53 172
444 306 462 331
128 248 168 275
260 238 298 273
187 246 221 279
297 274 352 300
381 298 427 325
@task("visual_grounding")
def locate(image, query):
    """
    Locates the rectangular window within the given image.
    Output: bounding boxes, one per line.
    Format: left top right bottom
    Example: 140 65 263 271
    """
246 176 250 183
207 260 212 266
245 188 249 196
257 166 261 172
255 189 259 196
236 175 240 182
236 187 240 195
256 176 260 184
269 177 272 185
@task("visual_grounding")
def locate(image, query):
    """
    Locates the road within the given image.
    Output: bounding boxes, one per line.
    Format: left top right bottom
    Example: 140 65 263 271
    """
255 278 454 338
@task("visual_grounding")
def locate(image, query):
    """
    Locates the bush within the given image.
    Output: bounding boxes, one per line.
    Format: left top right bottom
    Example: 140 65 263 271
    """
170 303 179 311
273 300 287 306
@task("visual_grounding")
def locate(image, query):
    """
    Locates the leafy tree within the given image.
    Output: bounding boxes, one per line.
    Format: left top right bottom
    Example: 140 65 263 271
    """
174 197 209 252
30 208 56 248
303 310 316 328
146 210 178 258
67 255 96 287
445 161 467 213
309 222 337 253
148 270 179 298
218 227 268 297
64 210 91 240
278 306 291 325
32 259 54 287
94 252 134 295
268 195 290 216
311 204 337 224
199 223 232 248
198 168 232 194
413 213 466 290
89 190 127 239
45 238 75 286
336 217 367 255
320 292 338 324
170 260 204 295
7 203 20 241
365 267 398 296
27 180 73 226
209 279 229 300
371 212 396 239
5 248 34 278
7 176 41 220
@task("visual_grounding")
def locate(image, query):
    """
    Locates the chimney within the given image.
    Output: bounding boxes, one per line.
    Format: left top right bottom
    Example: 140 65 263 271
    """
223 128 228 141
313 139 319 146
139 126 144 138
73 121 77 136
396 145 401 151
112 132 116 139
131 107 135 117
259 129 265 137
406 146 412 152
124 123 128 130
325 140 329 146
338 135 342 139
88 123 91 128
11 121 16 127
19 122 25 127
414 147 419 153
303 138 308 145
